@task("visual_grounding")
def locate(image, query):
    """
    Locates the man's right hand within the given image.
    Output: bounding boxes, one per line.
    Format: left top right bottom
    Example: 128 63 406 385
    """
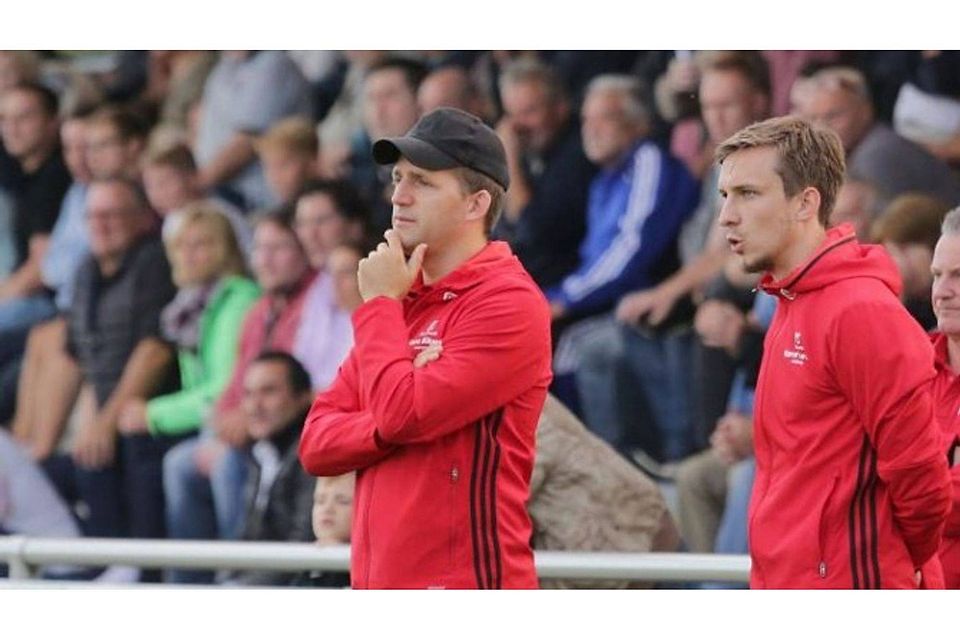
615 286 679 327
710 413 754 465
213 410 250 449
495 116 533 221
495 117 522 162
695 299 746 354
193 438 226 478
358 230 426 302
72 417 116 469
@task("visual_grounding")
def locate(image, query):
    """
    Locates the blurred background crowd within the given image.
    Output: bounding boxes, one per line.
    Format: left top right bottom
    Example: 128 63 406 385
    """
0 49 958 587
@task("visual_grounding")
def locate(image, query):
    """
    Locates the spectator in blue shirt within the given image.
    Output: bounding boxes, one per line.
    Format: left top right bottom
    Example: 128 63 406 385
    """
552 74 700 461
547 75 699 321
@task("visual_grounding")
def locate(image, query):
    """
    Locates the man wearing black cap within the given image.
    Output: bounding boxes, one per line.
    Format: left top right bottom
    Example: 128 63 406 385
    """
299 107 553 589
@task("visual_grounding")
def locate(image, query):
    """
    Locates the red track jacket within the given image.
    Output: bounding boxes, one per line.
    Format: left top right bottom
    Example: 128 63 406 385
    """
749 224 951 589
299 241 552 589
929 332 960 588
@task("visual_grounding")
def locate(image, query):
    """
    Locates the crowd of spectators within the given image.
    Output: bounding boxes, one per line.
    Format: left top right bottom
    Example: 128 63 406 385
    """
1 50 959 587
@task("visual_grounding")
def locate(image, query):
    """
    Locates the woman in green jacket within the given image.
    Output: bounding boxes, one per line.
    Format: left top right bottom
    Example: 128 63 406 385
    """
118 203 259 437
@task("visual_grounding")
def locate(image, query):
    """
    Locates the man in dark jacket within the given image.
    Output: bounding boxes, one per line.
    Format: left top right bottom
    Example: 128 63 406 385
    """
494 59 595 290
222 351 316 586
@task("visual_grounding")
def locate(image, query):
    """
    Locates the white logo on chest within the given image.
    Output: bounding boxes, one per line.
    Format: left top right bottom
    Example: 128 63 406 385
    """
783 331 808 365
409 319 442 351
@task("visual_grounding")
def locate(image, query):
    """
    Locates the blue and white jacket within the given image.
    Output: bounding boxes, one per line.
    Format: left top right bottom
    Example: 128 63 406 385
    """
546 140 700 317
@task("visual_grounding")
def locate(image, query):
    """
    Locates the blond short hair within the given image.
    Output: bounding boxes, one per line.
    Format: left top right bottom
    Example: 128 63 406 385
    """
143 143 197 174
716 115 846 226
168 203 247 287
255 116 319 158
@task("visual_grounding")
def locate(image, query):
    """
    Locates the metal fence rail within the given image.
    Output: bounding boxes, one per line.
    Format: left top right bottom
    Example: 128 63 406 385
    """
0 535 750 584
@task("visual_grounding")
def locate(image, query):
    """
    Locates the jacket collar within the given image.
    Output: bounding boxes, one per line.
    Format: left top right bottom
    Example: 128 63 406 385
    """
759 224 857 298
408 241 517 299
757 223 902 301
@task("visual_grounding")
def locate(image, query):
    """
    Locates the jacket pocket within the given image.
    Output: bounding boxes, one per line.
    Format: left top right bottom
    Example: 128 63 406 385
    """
816 472 841 579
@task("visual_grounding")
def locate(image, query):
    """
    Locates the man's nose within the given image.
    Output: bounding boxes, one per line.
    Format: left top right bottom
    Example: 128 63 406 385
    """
933 281 951 302
391 181 412 206
717 199 735 227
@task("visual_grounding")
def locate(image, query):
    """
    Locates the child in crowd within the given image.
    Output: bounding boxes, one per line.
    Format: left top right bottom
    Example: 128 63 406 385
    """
255 116 319 207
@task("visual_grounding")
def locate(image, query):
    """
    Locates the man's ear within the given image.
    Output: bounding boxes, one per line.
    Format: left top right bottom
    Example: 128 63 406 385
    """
465 190 492 223
795 186 823 223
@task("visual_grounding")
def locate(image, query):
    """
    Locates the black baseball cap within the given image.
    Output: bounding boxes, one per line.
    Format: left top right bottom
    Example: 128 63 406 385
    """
372 107 510 191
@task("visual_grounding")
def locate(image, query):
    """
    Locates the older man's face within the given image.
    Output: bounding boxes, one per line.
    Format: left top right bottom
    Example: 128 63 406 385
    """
580 90 643 167
501 80 565 154
931 234 960 337
700 70 767 145
85 183 148 263
799 87 871 152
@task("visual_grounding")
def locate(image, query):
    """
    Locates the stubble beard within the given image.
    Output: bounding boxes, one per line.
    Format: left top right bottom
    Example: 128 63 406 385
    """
398 233 416 257
390 224 413 255
742 253 773 274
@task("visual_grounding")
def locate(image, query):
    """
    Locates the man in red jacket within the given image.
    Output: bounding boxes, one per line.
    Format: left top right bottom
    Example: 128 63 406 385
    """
716 115 951 588
928 206 960 588
298 107 553 589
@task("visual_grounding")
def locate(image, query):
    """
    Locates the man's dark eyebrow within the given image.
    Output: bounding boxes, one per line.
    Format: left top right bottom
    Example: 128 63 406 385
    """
392 165 424 179
723 182 762 193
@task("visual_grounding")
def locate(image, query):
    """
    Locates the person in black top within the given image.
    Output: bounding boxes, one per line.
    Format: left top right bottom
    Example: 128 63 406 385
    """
494 59 596 291
347 57 427 237
221 352 324 586
0 82 71 421
0 83 70 295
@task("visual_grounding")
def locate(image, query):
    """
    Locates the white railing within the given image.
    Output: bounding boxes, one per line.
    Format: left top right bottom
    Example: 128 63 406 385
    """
0 535 750 585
